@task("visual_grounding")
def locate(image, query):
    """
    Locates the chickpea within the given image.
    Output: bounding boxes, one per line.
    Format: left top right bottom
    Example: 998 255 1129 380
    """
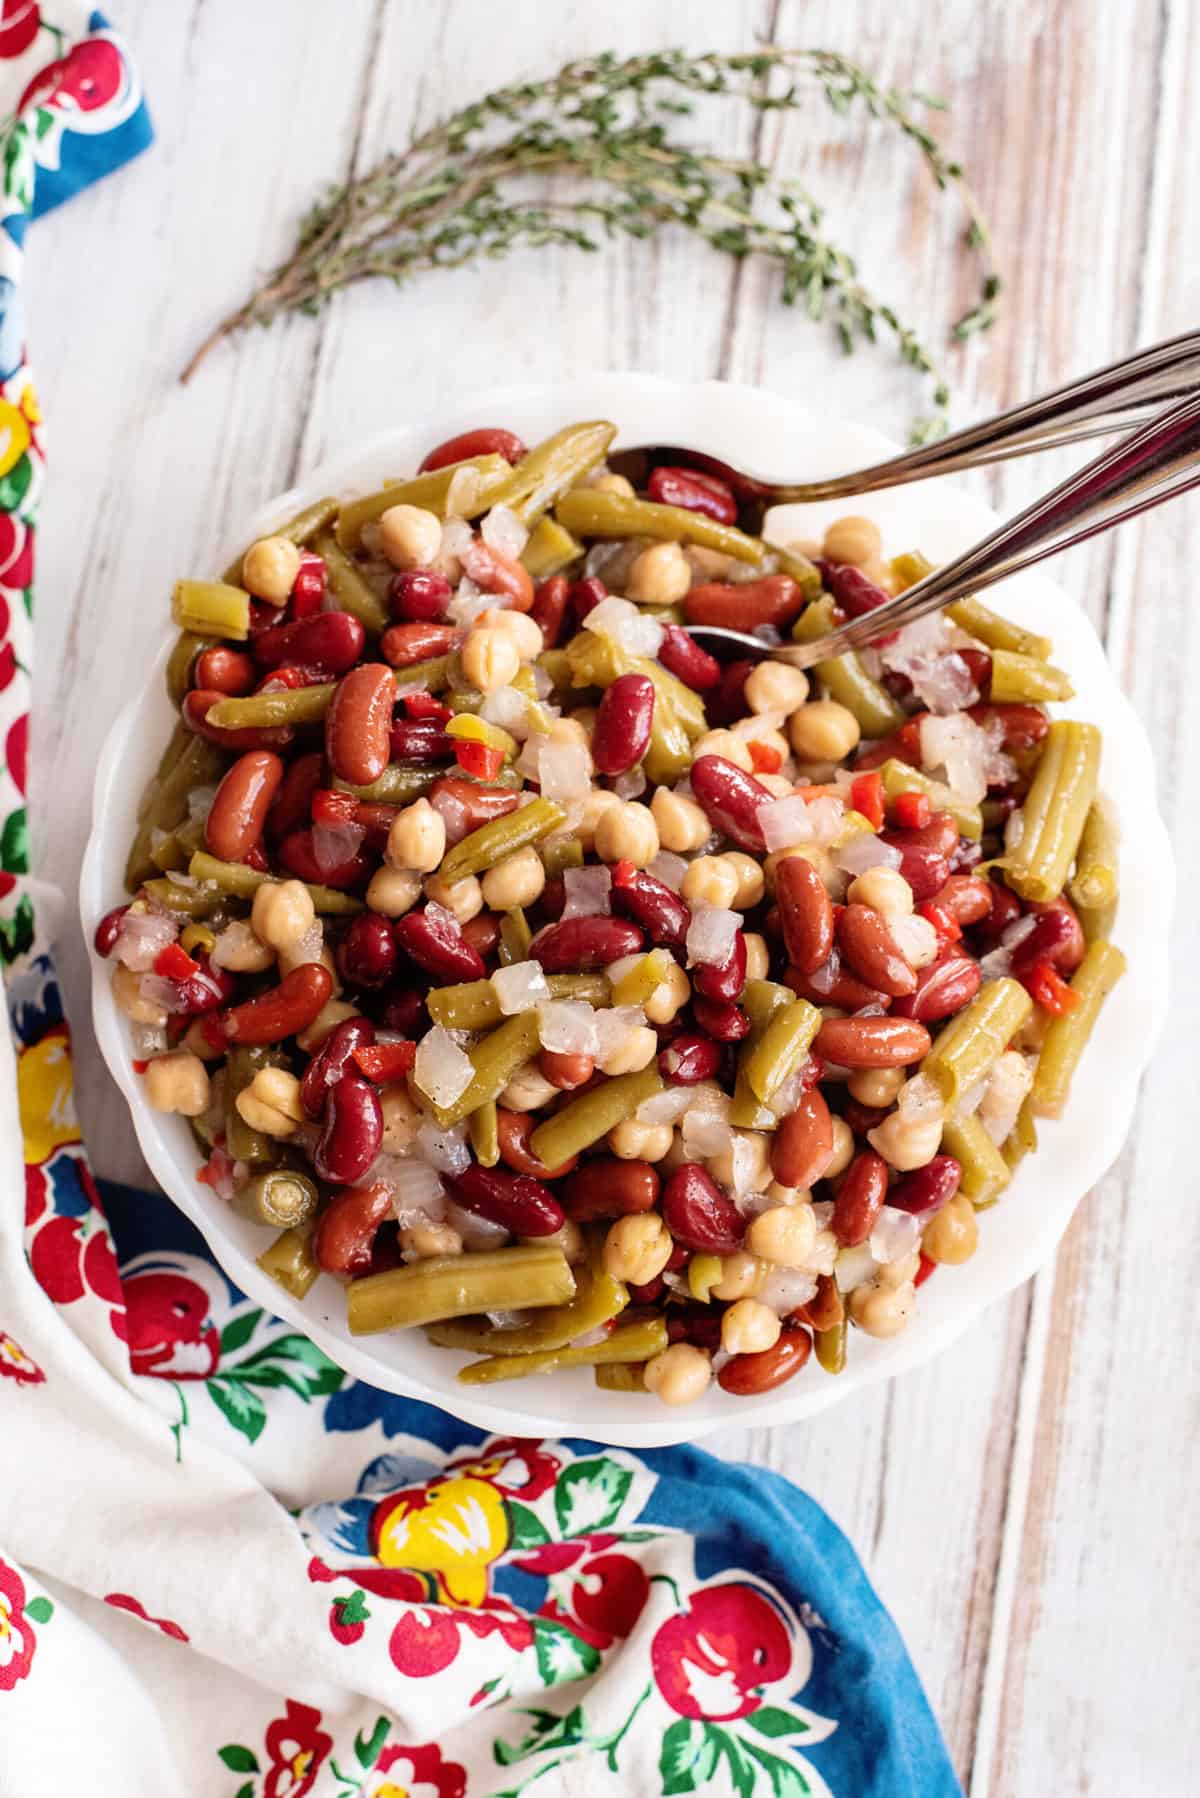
212 920 275 974
241 534 301 604
424 871 483 925
501 1062 560 1112
876 1248 921 1291
862 557 898 595
788 701 861 764
643 959 690 1025
235 1067 305 1138
681 855 740 909
594 801 659 868
251 879 316 953
482 846 546 910
366 865 423 917
643 1342 713 1406
546 714 591 752
747 1202 818 1268
868 1110 943 1172
578 788 621 852
742 933 770 982
708 1130 771 1194
659 1129 690 1174
182 1017 224 1062
401 1221 463 1260
626 540 691 605
922 1192 979 1264
587 471 636 497
608 1116 674 1160
848 1065 906 1108
685 544 735 580
603 1212 673 1286
743 661 810 716
386 798 446 874
721 1298 782 1357
378 503 443 570
849 1279 916 1338
112 963 167 1027
524 1218 586 1264
826 1115 855 1179
143 1050 210 1117
380 1083 421 1153
567 706 599 736
822 514 883 568
721 852 764 909
651 786 710 853
278 939 337 988
296 999 360 1053
598 1025 658 1078
477 607 544 660
461 627 521 695
847 865 913 918
765 1180 807 1206
756 773 795 799
694 728 754 772
710 1251 768 1301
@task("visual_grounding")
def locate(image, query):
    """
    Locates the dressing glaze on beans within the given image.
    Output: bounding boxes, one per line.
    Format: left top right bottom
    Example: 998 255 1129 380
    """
102 419 1124 1405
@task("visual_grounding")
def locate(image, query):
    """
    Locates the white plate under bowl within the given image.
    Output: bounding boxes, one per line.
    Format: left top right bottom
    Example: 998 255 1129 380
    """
80 374 1173 1448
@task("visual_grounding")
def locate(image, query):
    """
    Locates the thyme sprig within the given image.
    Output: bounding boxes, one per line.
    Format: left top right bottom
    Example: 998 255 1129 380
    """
181 47 998 435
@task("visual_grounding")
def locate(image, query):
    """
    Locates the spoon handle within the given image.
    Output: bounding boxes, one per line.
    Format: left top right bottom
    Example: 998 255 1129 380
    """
785 392 1200 668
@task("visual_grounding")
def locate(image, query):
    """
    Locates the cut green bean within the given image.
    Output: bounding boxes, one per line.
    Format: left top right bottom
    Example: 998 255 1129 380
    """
922 977 1033 1107
347 1245 575 1334
1068 797 1119 915
457 1316 668 1385
879 758 983 840
426 1263 628 1357
793 596 907 737
1004 720 1101 904
741 979 795 1029
814 1317 846 1374
988 649 1073 704
771 544 824 598
609 947 673 1009
256 1221 320 1299
945 593 1053 661
499 908 531 966
311 531 390 634
529 1063 664 1169
172 579 251 642
166 632 217 707
187 853 364 914
224 1047 284 1166
1030 939 1126 1118
427 971 609 1032
540 836 584 877
468 1099 500 1168
431 1010 544 1127
335 765 437 805
563 627 707 740
438 797 565 885
556 486 767 565
536 647 572 694
744 996 822 1102
1001 1095 1039 1171
126 731 226 892
941 1113 1011 1209
335 454 513 549
391 653 455 694
231 1168 320 1229
595 1363 647 1391
522 514 584 578
207 684 335 730
731 982 795 1127
221 496 341 586
487 421 616 527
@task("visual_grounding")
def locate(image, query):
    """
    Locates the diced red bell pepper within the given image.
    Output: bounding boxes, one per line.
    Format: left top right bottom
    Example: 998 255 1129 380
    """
403 690 453 724
892 789 932 830
352 1041 418 1083
918 899 962 945
1022 959 1081 1015
454 740 504 780
914 1251 938 1288
153 941 200 981
610 859 637 889
131 1058 150 1074
850 770 885 829
748 740 784 775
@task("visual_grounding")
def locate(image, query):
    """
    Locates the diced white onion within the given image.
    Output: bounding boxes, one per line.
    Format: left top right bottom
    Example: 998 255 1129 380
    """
869 1206 922 1265
562 865 612 919
287 921 325 968
636 1085 695 1126
1000 914 1038 951
593 1005 646 1062
919 712 990 805
895 1073 946 1123
439 516 474 561
492 960 550 1016
446 1198 509 1248
416 1120 472 1177
424 901 461 937
980 1050 1035 1145
979 944 1014 980
481 504 528 560
648 850 687 891
430 784 470 846
444 465 486 519
759 1267 818 1316
887 913 940 970
537 742 592 803
682 1113 734 1158
686 904 742 968
114 908 179 972
413 1025 474 1108
833 833 903 876
583 595 664 658
447 580 494 628
952 1077 987 1119
805 951 842 997
311 819 365 875
137 973 186 1014
614 766 647 800
807 796 846 846
768 1064 811 1118
186 785 218 825
759 796 815 852
532 662 554 699
835 1242 878 1293
537 999 600 1056
480 686 530 737
130 1022 168 1059
379 1157 447 1225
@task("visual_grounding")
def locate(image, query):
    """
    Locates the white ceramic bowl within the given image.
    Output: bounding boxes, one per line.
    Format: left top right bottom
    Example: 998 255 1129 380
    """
81 374 1173 1448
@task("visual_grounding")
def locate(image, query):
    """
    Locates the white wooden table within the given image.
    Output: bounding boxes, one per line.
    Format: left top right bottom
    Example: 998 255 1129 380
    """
27 2 1199 1791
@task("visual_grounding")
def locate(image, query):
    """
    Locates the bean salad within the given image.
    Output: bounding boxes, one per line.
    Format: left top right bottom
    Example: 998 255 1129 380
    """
96 420 1125 1405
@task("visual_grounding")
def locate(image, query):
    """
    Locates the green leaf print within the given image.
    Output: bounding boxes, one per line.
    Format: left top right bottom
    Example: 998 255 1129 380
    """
218 1308 263 1356
554 1457 633 1537
494 1705 586 1766
531 1617 601 1688
231 1332 344 1399
217 1744 259 1773
740 1738 814 1797
1 808 29 875
659 1718 720 1794
1 121 34 215
0 453 33 514
745 1707 812 1740
507 1501 550 1550
337 1589 371 1625
354 1713 390 1767
206 1375 268 1443
0 894 34 966
25 1596 53 1624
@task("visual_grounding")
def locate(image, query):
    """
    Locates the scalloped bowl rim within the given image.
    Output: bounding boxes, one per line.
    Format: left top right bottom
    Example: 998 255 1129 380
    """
80 373 1173 1448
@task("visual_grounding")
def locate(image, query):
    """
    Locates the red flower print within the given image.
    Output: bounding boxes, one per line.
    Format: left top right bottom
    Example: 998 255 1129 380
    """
18 36 122 114
367 1741 466 1798
307 1554 430 1606
23 1164 46 1227
652 1582 793 1722
560 1550 649 1647
103 1592 188 1643
5 714 26 797
124 1271 219 1379
0 1329 43 1385
262 1701 332 1798
447 1434 561 1500
0 2 39 61
30 1213 86 1303
0 1560 36 1692
0 512 33 588
388 1608 461 1678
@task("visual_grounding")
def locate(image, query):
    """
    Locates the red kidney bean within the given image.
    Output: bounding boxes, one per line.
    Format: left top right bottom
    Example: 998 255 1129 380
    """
771 1087 835 1189
462 911 502 964
428 776 520 846
537 879 566 921
661 1163 745 1254
253 611 365 675
452 1164 564 1237
670 451 774 501
388 569 453 622
496 1109 580 1180
879 842 950 902
94 904 129 957
376 989 425 1036
796 1272 843 1333
538 1049 594 1091
692 927 747 1004
313 1182 393 1276
592 673 655 776
705 659 755 727
610 868 690 951
958 647 992 692
194 646 257 695
691 995 751 1041
658 624 721 691
967 701 1050 750
418 427 527 472
932 874 993 926
461 540 534 612
326 663 395 785
313 790 397 851
289 551 326 617
975 877 1023 945
170 957 237 1017
854 718 924 772
836 904 917 997
840 1099 889 1137
718 1325 813 1395
204 750 285 863
529 916 644 973
665 1305 724 1352
338 914 398 988
300 1017 376 1118
380 621 462 667
647 464 738 523
278 829 370 890
820 562 890 619
254 665 331 694
658 1033 721 1084
314 1073 383 1184
889 1155 962 1217
220 964 333 1045
832 1149 889 1245
882 810 959 860
1010 897 1086 976
390 717 453 762
530 574 571 649
685 574 803 631
266 751 323 842
183 688 294 752
815 1015 931 1068
775 856 835 974
892 949 982 1023
786 956 891 1013
395 908 486 981
568 575 607 623
689 754 774 852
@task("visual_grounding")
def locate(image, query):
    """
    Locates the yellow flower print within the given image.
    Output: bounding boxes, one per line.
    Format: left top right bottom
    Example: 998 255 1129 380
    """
19 383 39 428
17 1030 81 1167
371 1475 511 1608
0 398 30 478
